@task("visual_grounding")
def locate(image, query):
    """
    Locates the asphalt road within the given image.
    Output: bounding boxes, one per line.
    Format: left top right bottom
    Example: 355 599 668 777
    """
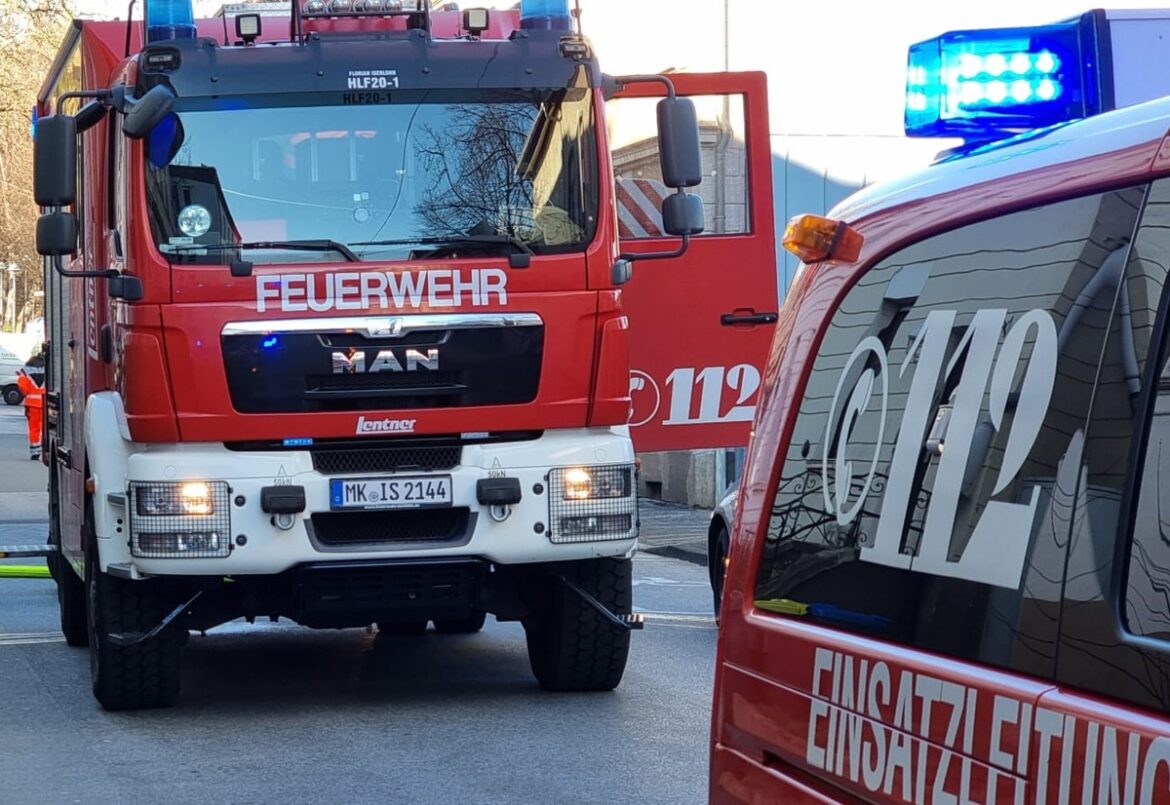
0 405 719 805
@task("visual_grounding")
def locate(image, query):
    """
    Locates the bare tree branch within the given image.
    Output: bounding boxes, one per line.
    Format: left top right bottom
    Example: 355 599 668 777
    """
0 0 74 331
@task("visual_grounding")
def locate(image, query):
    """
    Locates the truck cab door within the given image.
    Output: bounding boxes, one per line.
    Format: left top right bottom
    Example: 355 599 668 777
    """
607 71 777 453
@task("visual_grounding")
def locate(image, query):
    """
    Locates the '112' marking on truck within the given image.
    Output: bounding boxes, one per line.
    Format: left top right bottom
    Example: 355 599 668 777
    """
663 364 760 425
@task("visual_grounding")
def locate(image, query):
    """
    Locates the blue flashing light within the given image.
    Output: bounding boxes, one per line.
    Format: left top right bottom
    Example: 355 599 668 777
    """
519 0 571 30
905 16 1102 141
261 336 279 349
146 0 196 43
283 437 314 447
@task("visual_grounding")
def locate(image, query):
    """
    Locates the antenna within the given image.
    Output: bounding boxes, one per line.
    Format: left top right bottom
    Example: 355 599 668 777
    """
124 0 137 56
291 0 304 41
572 0 582 35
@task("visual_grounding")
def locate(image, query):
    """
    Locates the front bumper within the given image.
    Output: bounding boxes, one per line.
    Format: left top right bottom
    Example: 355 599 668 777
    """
94 427 638 576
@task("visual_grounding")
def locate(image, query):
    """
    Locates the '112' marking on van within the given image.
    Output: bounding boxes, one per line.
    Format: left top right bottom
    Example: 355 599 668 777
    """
825 309 1058 589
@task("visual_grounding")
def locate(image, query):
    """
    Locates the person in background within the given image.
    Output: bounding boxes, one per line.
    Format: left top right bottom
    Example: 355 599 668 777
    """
16 367 43 461
23 347 46 389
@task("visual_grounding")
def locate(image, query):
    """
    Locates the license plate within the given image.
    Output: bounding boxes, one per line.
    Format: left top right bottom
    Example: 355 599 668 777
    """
329 475 453 510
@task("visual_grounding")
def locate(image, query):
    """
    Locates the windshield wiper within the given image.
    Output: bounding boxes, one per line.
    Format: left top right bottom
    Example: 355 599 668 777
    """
162 239 361 263
351 235 534 267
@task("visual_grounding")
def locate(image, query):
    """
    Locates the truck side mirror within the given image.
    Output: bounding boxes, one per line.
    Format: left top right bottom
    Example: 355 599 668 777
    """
662 192 705 237
656 97 702 189
36 211 77 257
122 84 176 140
74 100 107 133
34 114 77 207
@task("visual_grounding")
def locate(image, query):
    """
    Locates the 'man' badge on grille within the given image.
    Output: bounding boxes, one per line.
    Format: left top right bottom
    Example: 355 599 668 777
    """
332 349 439 374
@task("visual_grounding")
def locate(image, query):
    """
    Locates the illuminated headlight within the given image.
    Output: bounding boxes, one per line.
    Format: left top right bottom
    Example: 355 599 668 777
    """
128 481 231 558
548 464 637 544
560 466 631 501
177 204 211 238
136 481 216 516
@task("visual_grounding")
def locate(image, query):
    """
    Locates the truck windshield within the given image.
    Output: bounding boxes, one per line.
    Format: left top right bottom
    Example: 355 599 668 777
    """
143 88 598 264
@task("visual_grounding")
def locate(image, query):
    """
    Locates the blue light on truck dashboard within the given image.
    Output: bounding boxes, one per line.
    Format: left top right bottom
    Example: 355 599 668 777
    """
147 0 196 43
519 0 571 30
905 17 1102 141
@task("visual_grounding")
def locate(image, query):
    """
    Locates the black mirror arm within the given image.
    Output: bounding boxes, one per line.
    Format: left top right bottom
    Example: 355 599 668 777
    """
55 89 114 134
606 73 678 100
50 253 118 279
620 234 689 263
54 89 113 116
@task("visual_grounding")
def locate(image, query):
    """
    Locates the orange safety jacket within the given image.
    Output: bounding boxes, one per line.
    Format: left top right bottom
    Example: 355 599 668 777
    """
16 371 43 408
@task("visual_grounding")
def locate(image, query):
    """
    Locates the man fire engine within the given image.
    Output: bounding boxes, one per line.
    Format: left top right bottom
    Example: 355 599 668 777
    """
711 9 1170 804
33 0 715 710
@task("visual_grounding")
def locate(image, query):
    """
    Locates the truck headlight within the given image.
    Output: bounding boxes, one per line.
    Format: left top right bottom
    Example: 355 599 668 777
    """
128 481 231 558
136 481 215 516
548 464 637 544
560 466 632 500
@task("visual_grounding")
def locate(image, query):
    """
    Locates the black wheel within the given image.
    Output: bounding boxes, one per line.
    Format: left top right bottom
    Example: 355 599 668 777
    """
709 524 730 622
2 385 20 406
86 511 182 711
58 552 88 648
377 620 428 636
523 558 632 692
46 459 60 583
433 610 487 634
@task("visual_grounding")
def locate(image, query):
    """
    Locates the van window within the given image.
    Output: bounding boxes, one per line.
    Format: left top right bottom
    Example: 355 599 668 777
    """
754 187 1144 678
1053 177 1170 712
1120 180 1170 644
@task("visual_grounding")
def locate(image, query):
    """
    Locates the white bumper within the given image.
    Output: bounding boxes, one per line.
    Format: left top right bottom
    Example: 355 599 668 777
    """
86 394 638 576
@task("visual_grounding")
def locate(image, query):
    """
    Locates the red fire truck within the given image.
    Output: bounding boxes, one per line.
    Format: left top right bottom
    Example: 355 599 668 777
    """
711 10 1170 804
32 0 776 710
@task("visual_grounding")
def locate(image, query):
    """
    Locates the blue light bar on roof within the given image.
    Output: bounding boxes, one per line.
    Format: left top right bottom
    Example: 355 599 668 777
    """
905 15 1104 140
146 0 197 43
519 0 571 30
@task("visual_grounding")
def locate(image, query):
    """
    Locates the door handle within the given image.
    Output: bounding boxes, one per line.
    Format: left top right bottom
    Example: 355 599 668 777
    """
720 311 778 326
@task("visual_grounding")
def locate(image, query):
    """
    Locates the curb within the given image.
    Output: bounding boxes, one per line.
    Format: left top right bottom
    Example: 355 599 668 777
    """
641 544 708 567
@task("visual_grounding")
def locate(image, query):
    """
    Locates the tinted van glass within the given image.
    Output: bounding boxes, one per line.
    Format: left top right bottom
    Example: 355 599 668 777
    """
755 187 1144 678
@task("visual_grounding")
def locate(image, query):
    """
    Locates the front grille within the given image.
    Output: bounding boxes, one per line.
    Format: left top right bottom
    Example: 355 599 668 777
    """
310 508 469 546
223 323 543 413
312 445 462 475
307 371 464 392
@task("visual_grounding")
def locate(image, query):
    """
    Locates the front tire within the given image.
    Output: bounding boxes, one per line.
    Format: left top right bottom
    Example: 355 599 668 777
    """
2 385 21 406
86 518 182 711
524 558 632 692
58 554 88 647
709 524 730 623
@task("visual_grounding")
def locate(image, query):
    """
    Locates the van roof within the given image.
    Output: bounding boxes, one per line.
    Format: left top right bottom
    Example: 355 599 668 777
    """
831 94 1170 226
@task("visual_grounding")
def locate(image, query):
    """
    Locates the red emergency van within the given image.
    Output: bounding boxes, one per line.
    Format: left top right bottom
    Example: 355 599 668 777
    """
712 11 1170 803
